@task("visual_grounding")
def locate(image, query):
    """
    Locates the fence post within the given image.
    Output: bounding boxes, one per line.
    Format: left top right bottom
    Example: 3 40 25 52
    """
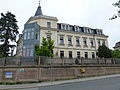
104 58 106 64
38 56 41 65
62 58 64 66
112 58 115 64
81 57 84 65
98 58 100 65
4 57 7 66
19 56 21 66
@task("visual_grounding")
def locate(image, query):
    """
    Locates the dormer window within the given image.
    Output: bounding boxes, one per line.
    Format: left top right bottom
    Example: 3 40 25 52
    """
69 26 73 31
84 28 87 33
75 26 80 32
66 25 69 30
62 24 65 30
47 22 51 28
88 29 91 33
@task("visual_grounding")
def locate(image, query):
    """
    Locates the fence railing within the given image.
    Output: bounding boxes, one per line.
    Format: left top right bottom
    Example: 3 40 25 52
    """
0 56 120 66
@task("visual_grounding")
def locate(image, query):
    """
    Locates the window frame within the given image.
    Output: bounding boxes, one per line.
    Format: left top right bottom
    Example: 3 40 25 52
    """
60 51 64 58
69 51 73 58
68 37 72 45
76 37 80 46
60 36 64 45
47 22 51 28
77 51 80 59
85 52 88 59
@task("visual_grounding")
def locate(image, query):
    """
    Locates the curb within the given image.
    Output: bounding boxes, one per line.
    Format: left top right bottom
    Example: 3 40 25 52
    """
0 74 120 90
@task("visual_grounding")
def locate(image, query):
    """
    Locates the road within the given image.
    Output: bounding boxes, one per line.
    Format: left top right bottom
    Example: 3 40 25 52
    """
18 76 120 90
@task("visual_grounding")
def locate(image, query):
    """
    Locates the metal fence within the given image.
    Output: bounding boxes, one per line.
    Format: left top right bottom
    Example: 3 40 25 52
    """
0 56 120 66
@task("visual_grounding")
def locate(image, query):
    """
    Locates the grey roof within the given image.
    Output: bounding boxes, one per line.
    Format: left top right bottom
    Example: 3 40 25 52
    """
115 41 120 47
34 5 43 16
26 15 58 24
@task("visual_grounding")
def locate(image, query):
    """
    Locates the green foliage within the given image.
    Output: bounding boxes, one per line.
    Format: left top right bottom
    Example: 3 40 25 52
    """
0 54 4 58
110 0 120 20
112 50 120 58
35 37 54 57
0 12 19 57
97 45 112 58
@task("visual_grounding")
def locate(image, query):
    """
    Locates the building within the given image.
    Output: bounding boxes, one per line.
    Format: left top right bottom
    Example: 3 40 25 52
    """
16 4 109 59
16 34 23 56
113 41 120 50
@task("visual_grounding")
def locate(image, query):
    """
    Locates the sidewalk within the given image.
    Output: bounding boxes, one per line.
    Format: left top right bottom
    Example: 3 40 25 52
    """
0 74 120 90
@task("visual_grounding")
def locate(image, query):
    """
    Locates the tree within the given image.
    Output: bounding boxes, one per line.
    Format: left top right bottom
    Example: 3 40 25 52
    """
97 45 112 58
112 50 120 58
0 12 19 57
35 37 54 57
110 0 120 20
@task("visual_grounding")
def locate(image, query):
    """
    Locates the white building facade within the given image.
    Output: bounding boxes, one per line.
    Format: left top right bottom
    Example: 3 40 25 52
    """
16 4 109 59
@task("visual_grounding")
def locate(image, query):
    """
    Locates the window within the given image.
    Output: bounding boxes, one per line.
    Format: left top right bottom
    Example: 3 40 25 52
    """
69 26 73 30
90 40 94 47
31 32 34 39
83 39 87 47
84 28 87 33
66 25 68 30
92 52 95 59
85 52 88 59
31 28 34 31
27 32 30 39
60 51 64 58
30 49 34 56
36 33 39 40
23 49 26 56
23 28 35 40
26 49 29 56
69 51 72 58
22 45 34 57
60 36 64 44
75 26 79 32
62 25 65 30
68 37 72 45
102 40 106 45
100 31 103 35
47 22 51 28
77 51 80 59
98 40 101 47
76 37 80 46
47 34 51 41
88 29 90 33
24 33 27 40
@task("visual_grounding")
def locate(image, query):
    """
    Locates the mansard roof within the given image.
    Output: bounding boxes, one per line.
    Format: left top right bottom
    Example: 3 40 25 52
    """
57 23 107 36
115 41 120 47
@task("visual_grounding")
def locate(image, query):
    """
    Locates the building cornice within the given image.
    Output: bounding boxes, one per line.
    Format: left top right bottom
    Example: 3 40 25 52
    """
54 47 96 51
26 15 58 24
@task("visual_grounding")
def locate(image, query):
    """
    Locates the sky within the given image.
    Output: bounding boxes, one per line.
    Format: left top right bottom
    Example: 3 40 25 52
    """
0 0 119 49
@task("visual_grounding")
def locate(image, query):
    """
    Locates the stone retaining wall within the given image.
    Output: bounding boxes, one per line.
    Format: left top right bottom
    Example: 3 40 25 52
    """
0 65 120 82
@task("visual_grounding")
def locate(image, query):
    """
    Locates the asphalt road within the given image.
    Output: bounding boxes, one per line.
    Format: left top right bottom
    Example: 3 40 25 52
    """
18 76 120 90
